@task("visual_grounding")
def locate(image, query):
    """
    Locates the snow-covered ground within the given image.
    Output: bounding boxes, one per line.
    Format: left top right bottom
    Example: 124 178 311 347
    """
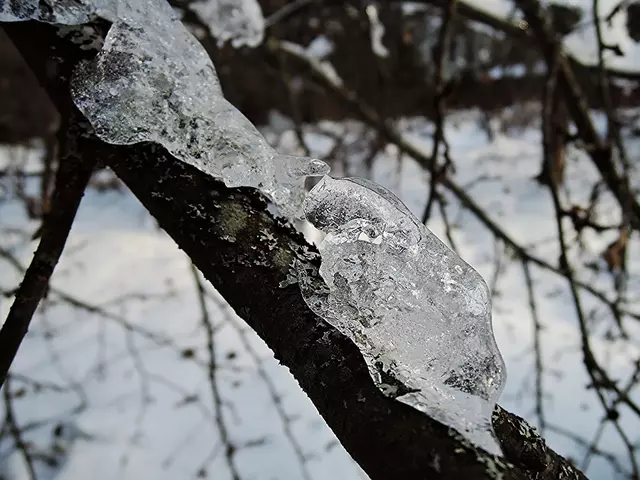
1 110 639 479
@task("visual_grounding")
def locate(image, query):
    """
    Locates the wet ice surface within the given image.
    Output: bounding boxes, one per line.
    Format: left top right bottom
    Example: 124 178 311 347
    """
1 0 326 217
300 176 507 455
190 0 265 48
0 0 115 23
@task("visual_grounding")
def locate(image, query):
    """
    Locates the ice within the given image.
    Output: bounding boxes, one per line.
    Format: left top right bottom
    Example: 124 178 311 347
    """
0 0 116 23
71 0 327 217
190 0 265 48
300 176 506 455
1 0 327 217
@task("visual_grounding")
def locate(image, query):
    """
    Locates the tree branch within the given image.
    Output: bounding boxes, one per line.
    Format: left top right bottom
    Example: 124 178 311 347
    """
1 20 588 480
0 108 96 388
388 0 640 81
513 0 640 230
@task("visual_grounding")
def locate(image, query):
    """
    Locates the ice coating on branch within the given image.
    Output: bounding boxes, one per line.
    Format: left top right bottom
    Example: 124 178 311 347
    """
190 0 265 48
0 0 116 23
300 176 506 455
72 0 326 216
2 0 326 217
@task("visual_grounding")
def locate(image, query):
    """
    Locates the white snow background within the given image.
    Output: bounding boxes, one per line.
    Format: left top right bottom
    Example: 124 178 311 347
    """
1 109 639 480
2 0 640 478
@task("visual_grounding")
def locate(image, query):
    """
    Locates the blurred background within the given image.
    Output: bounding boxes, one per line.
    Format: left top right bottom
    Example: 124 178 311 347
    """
1 0 640 478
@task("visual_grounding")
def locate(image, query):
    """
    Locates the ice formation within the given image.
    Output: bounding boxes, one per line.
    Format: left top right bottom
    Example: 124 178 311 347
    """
0 0 115 23
0 0 327 217
190 0 265 48
2 0 504 452
300 176 506 455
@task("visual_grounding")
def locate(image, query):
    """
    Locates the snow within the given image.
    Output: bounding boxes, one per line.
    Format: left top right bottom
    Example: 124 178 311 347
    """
279 40 343 88
365 4 389 59
300 176 506 455
305 36 334 59
1 110 640 478
400 2 430 16
189 0 265 48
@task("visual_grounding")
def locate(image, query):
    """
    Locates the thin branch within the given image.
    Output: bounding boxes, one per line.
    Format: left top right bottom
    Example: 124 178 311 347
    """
421 0 458 225
0 116 96 388
522 261 546 435
265 0 315 27
542 47 640 478
3 375 37 480
190 263 240 480
514 0 640 230
387 0 640 80
547 423 628 476
207 290 314 480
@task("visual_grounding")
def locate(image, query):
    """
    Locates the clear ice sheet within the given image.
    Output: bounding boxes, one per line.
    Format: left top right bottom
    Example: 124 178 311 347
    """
300 176 507 455
190 0 265 48
1 0 326 217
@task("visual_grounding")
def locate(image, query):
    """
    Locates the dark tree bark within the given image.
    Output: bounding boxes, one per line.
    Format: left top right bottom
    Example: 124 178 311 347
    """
0 19 589 480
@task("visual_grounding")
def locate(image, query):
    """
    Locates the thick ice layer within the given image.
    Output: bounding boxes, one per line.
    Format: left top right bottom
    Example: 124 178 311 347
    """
300 176 506 455
1 0 326 217
190 0 265 48
0 0 115 23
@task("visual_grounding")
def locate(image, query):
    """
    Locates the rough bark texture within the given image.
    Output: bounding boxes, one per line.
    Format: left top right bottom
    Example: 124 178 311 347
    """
1 19 590 480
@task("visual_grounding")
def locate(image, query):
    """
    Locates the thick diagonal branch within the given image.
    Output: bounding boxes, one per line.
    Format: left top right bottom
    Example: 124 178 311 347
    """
2 20 588 480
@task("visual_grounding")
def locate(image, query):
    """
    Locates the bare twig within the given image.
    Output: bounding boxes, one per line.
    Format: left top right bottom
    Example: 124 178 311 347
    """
522 261 546 434
3 375 37 480
272 37 640 326
0 116 96 388
388 0 640 80
421 0 457 225
547 424 628 476
190 263 240 480
542 46 639 478
207 290 314 480
514 0 640 230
